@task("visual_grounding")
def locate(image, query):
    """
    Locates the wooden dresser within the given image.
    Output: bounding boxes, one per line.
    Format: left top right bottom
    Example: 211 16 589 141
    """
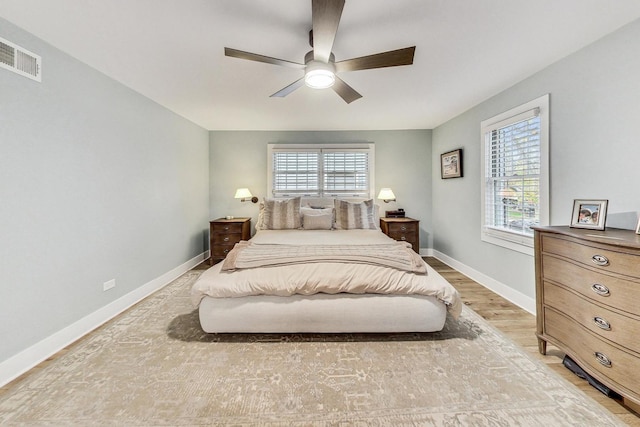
209 217 251 265
380 217 419 253
533 226 640 407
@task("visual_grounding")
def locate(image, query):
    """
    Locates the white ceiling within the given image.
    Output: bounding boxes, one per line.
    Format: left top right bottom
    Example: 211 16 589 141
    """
2 1 640 131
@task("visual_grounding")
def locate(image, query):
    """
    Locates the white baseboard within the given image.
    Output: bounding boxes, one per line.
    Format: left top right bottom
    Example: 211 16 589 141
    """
427 249 536 315
0 252 207 388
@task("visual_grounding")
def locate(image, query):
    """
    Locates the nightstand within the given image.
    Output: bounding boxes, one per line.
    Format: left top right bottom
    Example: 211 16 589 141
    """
380 217 420 253
209 217 251 265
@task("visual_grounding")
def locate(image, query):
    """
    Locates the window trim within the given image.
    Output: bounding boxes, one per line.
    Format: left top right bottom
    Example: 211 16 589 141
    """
267 143 375 199
480 94 550 256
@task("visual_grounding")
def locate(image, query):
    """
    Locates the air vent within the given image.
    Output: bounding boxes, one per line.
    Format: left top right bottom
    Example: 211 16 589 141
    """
0 37 41 82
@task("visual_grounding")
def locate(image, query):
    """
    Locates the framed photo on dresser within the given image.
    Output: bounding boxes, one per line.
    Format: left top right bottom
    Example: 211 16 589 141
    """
635 216 640 234
570 199 608 230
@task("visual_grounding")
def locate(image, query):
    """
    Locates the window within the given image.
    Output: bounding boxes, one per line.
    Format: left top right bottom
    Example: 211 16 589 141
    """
268 143 374 198
480 94 549 255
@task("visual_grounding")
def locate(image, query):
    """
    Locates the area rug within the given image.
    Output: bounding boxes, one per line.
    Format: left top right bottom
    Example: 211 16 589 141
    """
0 270 624 426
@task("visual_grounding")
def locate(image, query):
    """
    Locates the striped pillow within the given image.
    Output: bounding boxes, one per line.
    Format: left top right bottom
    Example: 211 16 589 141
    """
262 197 302 229
334 199 377 230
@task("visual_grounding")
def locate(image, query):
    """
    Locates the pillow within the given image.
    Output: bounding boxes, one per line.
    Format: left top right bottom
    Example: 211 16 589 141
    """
334 199 377 230
300 206 333 216
302 212 333 230
255 202 266 230
262 197 302 230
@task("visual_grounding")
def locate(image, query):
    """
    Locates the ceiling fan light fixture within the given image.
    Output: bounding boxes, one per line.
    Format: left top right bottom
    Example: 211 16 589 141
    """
305 61 335 89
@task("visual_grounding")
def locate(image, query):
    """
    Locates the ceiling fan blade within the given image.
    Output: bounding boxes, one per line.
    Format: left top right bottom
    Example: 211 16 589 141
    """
270 77 306 98
332 76 362 104
225 47 305 70
312 0 345 63
334 46 416 73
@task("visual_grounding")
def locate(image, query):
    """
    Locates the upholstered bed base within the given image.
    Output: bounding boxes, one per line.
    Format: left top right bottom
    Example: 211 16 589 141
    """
198 293 447 333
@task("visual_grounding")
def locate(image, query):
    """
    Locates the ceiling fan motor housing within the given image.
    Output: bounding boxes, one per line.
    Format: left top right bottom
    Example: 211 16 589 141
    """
304 50 335 64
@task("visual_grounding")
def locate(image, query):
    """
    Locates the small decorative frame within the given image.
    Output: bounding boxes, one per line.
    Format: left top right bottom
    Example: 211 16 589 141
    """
570 199 608 230
441 149 463 179
635 216 640 235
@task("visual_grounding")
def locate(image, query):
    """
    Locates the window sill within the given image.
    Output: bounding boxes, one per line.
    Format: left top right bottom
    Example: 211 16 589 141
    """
481 230 534 256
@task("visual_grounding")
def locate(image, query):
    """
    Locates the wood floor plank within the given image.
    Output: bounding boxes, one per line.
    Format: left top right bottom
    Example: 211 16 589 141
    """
424 256 640 424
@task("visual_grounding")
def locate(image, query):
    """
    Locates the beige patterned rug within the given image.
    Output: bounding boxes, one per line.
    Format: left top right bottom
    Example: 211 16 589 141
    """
0 270 624 426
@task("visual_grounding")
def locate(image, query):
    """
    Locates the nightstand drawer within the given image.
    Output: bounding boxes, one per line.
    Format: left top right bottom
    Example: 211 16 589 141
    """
211 222 244 234
212 233 242 245
387 222 417 234
211 245 235 258
379 217 420 253
386 230 417 243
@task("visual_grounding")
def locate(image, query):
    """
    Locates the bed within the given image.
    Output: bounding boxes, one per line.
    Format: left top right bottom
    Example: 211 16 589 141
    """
190 197 461 333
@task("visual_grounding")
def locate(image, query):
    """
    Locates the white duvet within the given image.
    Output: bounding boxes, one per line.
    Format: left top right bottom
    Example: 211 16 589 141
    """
191 229 461 318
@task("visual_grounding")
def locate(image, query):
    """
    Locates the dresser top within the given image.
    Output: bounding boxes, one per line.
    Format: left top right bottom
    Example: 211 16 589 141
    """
533 225 640 249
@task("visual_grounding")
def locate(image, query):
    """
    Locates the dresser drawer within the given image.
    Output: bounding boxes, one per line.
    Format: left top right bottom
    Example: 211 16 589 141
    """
541 255 640 315
541 234 640 278
543 282 640 354
544 308 640 400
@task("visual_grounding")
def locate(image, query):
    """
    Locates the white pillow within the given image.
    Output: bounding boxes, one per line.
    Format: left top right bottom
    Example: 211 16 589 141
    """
334 199 377 230
262 197 302 229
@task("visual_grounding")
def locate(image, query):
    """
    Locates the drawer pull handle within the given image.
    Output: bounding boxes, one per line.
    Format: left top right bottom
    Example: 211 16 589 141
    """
223 237 230 242
224 226 230 231
591 283 610 297
591 254 609 266
594 352 612 368
593 316 611 331
223 249 229 253
400 226 407 231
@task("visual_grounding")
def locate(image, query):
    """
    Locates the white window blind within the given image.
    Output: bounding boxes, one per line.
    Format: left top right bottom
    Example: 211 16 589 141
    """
272 150 320 196
323 150 369 196
480 94 549 255
269 144 374 198
486 110 540 236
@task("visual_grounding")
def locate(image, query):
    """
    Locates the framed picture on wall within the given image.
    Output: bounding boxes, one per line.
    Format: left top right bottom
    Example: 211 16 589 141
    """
570 199 608 230
441 149 463 179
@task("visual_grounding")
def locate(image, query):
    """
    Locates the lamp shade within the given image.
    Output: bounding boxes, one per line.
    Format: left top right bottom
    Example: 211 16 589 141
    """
377 188 396 202
234 188 253 199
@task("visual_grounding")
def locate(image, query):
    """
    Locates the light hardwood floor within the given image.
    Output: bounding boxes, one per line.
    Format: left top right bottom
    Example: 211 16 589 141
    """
424 257 640 426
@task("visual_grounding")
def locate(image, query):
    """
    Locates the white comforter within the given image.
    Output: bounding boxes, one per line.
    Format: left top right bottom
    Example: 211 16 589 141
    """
191 229 461 318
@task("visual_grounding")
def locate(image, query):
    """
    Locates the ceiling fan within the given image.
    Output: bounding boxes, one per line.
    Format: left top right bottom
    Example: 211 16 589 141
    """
224 0 416 104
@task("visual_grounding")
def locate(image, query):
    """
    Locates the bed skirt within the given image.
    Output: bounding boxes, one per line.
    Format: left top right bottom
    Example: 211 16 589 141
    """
198 293 447 333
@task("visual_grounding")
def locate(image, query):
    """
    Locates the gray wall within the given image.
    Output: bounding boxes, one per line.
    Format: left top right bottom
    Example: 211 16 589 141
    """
209 130 433 247
0 18 210 363
432 19 640 301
